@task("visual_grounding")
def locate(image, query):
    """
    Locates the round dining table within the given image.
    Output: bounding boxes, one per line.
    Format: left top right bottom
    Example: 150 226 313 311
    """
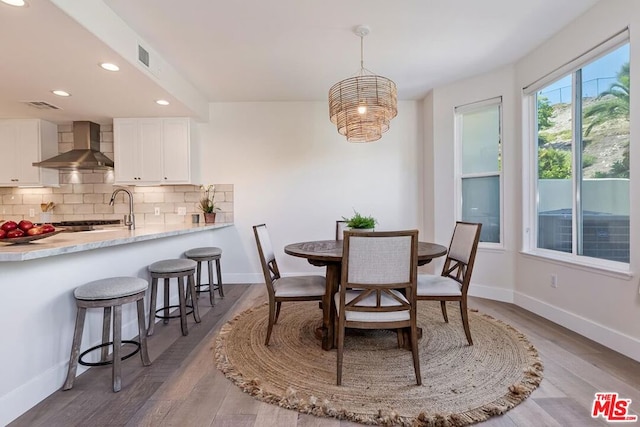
284 239 447 350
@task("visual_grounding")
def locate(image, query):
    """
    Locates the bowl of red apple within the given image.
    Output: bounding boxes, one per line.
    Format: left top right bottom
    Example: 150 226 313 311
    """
0 220 62 244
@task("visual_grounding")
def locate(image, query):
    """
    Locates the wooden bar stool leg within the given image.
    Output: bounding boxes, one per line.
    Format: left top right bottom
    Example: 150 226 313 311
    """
63 306 87 390
100 307 111 363
207 260 215 305
136 298 152 366
189 272 201 323
112 304 122 392
163 278 170 324
195 261 202 299
147 277 158 336
215 258 224 297
177 276 188 336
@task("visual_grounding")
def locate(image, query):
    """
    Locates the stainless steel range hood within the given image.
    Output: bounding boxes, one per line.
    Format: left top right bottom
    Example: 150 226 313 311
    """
33 121 114 170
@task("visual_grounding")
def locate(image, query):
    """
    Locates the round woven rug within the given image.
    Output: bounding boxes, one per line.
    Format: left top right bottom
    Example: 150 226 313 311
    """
215 301 543 426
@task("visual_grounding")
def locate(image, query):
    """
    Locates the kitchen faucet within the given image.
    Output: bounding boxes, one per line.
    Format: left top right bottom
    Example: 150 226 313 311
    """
109 188 135 230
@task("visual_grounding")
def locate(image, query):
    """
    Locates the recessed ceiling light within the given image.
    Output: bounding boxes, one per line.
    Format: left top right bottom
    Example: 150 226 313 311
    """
156 99 170 106
100 62 120 72
52 90 71 97
1 0 27 7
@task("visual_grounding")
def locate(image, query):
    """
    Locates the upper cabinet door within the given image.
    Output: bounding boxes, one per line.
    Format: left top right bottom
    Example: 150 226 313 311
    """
162 118 190 183
114 117 199 186
114 118 162 184
0 119 59 187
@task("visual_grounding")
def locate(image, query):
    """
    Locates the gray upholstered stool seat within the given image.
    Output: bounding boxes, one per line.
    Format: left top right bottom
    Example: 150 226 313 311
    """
63 277 151 393
149 258 197 274
184 247 224 306
147 258 200 337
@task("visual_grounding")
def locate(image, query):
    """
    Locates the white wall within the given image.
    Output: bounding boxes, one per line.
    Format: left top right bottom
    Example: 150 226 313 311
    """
197 101 426 282
513 0 640 360
428 0 640 360
427 65 519 301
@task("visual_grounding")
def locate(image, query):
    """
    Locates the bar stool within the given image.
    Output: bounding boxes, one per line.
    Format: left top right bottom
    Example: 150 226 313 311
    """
184 247 224 306
147 258 201 336
63 276 151 393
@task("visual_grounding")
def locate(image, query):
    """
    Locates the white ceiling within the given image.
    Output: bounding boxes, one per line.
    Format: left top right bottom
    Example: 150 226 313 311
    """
0 0 599 125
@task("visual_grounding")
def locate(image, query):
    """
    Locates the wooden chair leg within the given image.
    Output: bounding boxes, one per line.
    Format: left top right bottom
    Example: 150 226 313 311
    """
265 298 276 346
440 300 449 323
147 277 158 336
336 317 345 385
215 258 224 297
460 299 473 345
207 260 215 306
274 301 282 323
410 323 422 386
63 306 86 390
136 298 152 366
112 304 122 392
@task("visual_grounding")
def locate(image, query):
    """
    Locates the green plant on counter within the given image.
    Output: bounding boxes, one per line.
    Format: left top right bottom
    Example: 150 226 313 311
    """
198 184 221 213
342 210 377 229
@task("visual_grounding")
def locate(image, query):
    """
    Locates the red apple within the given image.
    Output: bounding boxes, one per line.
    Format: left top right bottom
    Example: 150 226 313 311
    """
18 220 34 232
27 227 44 236
6 229 25 238
0 229 5 239
41 224 55 234
1 221 18 232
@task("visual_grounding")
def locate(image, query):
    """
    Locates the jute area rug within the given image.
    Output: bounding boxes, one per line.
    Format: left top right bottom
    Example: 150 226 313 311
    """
215 301 543 426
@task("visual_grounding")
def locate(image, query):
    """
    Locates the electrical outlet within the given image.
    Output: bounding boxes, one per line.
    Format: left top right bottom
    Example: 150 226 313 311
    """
29 208 35 217
177 207 186 216
550 274 558 288
154 207 160 216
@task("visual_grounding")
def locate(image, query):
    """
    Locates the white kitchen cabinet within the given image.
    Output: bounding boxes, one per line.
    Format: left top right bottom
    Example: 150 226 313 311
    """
113 117 199 185
0 119 59 187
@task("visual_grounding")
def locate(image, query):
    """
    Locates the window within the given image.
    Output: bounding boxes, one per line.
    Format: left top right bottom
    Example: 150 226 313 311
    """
528 34 629 264
455 97 502 244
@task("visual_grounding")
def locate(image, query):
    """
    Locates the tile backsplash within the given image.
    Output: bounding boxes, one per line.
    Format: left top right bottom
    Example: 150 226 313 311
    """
0 124 233 225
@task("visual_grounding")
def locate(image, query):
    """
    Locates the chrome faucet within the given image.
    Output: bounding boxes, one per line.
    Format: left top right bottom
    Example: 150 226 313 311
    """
109 188 135 230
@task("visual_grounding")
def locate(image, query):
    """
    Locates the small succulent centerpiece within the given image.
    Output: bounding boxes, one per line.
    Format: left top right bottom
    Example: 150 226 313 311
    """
199 184 220 223
342 210 377 231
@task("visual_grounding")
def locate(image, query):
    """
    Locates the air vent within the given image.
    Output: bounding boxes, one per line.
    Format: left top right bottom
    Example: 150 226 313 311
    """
138 44 150 67
22 101 61 110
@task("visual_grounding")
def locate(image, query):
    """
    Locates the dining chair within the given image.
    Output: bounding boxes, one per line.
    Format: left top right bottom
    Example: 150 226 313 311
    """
416 221 481 345
253 224 326 346
335 220 347 240
335 229 421 386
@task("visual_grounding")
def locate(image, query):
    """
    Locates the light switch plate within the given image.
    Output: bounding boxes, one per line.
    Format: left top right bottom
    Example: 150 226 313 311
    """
154 207 160 216
178 207 186 216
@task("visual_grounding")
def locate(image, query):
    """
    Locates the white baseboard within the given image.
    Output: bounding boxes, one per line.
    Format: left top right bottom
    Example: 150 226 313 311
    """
468 283 514 303
514 292 640 363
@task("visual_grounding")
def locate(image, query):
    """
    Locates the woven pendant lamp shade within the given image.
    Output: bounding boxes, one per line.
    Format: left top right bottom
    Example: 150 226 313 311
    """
328 26 398 143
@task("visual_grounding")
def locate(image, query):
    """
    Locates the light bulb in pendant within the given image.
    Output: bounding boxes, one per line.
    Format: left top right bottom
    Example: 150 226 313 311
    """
357 104 367 114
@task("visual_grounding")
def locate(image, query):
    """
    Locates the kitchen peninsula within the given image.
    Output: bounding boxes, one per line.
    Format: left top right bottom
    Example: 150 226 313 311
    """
0 222 232 426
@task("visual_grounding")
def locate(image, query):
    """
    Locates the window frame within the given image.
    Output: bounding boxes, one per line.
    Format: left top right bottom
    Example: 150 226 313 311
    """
522 31 630 271
454 96 504 249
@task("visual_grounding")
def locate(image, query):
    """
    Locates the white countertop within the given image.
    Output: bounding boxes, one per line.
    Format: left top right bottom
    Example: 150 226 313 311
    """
0 222 233 262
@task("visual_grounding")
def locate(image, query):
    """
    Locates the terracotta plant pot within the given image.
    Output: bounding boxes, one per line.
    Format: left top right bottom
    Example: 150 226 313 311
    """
204 213 216 224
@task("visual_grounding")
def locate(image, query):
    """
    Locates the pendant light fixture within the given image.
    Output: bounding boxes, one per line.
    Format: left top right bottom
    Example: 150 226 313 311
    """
329 25 398 143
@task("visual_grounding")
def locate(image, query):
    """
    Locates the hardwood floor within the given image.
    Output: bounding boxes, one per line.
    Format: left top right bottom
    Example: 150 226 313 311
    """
10 284 640 427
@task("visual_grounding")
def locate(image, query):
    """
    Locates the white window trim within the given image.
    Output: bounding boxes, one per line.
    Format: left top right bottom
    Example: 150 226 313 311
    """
522 35 630 270
454 96 504 249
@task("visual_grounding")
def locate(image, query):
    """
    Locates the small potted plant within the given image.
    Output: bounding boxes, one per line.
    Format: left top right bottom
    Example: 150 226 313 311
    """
342 210 377 231
198 184 220 223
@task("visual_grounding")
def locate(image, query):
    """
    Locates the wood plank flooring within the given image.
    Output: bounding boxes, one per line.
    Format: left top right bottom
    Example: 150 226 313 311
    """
10 284 640 427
